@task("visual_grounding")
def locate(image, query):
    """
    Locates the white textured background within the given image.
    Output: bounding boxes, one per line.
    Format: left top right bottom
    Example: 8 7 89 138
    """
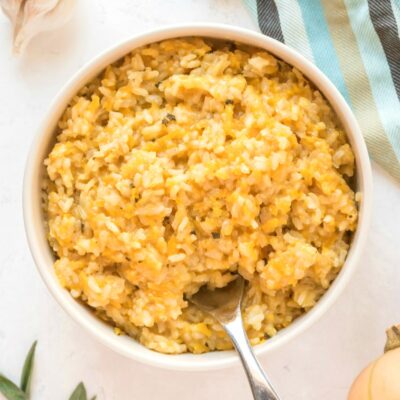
0 1 399 399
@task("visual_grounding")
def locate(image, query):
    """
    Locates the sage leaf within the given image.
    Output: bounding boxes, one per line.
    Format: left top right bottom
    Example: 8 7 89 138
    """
0 375 27 400
20 341 37 394
69 382 87 400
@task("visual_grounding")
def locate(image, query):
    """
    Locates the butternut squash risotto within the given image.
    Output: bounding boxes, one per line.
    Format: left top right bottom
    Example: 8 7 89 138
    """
44 38 358 354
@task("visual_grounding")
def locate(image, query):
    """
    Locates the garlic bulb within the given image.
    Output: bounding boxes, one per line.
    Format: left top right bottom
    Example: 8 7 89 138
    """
0 0 76 54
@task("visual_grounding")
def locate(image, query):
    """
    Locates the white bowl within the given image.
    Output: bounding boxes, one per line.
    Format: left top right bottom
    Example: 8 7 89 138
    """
23 23 373 371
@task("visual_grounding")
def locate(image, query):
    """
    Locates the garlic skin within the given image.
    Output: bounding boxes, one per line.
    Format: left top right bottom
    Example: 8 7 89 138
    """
0 0 21 24
0 0 76 54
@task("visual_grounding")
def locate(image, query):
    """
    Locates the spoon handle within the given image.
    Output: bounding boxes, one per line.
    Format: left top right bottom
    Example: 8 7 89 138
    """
224 316 281 400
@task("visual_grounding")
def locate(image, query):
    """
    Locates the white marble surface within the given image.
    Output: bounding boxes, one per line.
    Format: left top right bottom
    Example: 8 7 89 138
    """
0 1 399 399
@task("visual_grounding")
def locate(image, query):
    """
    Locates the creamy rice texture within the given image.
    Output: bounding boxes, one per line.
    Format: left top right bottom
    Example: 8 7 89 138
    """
44 38 358 354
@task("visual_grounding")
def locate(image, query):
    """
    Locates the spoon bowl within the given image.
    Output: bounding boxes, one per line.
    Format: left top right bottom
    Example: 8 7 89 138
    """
190 277 244 323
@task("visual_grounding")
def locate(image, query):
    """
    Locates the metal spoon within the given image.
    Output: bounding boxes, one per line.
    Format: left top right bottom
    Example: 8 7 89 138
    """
190 276 281 400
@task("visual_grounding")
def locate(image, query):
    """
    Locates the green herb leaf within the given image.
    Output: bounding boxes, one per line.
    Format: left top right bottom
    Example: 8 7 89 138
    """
69 382 87 400
90 397 96 400
0 375 27 400
20 341 37 395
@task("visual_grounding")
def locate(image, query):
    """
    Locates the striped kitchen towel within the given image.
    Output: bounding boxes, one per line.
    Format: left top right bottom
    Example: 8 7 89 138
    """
244 0 400 180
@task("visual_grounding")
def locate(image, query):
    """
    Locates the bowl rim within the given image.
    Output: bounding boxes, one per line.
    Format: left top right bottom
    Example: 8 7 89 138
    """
23 22 373 371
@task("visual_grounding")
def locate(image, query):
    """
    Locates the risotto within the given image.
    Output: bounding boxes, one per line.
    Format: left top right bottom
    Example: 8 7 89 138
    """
44 38 358 354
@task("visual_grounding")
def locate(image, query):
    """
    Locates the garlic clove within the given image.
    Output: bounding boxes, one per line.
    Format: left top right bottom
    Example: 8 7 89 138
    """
1 0 76 54
0 0 23 25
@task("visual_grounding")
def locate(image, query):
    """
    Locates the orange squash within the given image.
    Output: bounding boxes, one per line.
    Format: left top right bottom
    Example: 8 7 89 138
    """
348 326 400 400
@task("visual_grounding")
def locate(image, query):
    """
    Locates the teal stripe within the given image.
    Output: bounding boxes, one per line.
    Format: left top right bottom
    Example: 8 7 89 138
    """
275 0 314 61
344 0 400 159
297 0 352 105
244 0 258 20
391 0 400 33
